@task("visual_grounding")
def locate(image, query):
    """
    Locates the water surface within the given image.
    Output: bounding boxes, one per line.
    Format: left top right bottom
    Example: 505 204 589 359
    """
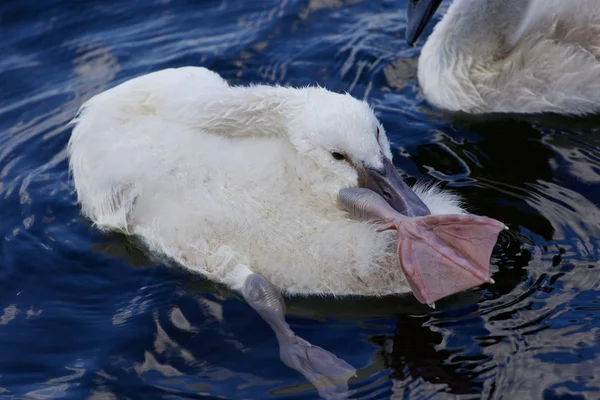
1 0 599 398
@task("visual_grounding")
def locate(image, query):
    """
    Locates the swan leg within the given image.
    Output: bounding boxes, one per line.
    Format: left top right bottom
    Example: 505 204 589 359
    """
241 274 355 399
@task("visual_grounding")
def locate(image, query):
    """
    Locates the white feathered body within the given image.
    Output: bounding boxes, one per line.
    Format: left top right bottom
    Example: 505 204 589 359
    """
69 67 463 297
419 0 600 115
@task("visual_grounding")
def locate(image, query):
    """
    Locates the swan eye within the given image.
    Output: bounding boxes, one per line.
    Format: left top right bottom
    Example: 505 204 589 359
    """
331 152 345 161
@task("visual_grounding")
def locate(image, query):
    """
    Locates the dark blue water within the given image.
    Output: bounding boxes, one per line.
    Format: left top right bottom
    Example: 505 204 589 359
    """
1 0 599 398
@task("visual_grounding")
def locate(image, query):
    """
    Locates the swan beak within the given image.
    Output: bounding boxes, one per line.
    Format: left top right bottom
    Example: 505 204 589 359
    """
361 157 430 217
406 0 443 46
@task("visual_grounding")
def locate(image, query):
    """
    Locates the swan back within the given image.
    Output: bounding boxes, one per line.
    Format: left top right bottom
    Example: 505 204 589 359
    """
418 0 600 115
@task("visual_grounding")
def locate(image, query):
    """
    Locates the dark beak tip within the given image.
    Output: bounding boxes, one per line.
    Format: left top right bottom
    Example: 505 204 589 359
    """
405 0 442 47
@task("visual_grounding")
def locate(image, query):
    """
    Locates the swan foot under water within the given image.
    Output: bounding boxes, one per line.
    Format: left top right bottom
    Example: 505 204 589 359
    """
241 274 355 398
339 188 505 307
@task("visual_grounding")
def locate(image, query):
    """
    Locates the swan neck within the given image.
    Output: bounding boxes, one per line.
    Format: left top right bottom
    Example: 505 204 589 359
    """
430 0 532 58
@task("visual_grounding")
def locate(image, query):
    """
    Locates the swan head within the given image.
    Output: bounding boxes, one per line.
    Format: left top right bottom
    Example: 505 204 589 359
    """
286 88 430 217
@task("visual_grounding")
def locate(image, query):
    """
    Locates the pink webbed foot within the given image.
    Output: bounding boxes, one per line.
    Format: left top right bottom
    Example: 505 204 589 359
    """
338 188 505 308
377 214 506 307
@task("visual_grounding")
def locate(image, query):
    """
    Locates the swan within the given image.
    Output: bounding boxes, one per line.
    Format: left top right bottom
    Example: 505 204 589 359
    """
67 66 504 397
405 0 600 115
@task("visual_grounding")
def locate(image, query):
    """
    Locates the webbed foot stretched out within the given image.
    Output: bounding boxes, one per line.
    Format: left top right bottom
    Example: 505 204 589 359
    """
339 188 505 307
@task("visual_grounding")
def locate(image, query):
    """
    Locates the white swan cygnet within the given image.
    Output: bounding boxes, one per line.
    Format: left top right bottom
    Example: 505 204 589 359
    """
68 67 504 396
406 0 600 115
